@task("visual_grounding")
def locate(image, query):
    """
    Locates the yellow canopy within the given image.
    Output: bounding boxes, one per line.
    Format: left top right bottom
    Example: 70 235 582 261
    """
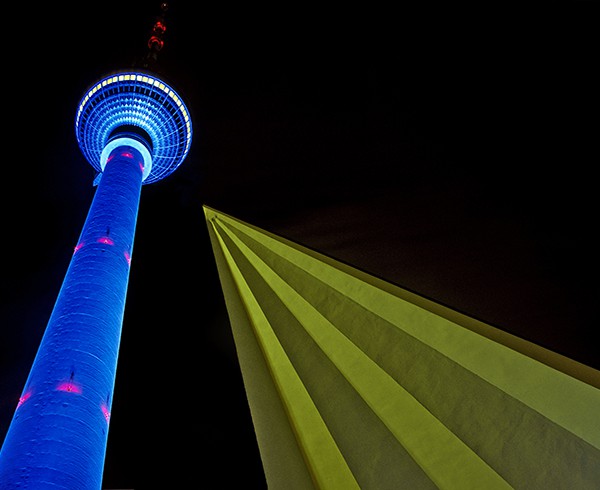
204 205 600 490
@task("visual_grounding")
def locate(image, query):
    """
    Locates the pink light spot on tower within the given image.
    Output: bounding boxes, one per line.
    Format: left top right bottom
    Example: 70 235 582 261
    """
97 236 114 245
56 381 82 394
73 242 85 254
124 250 132 266
121 151 134 159
101 403 111 423
139 162 145 173
17 390 32 409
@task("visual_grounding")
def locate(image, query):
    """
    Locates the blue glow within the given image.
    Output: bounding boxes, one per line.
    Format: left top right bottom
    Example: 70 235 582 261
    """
76 71 193 184
0 146 147 488
0 67 193 488
101 136 153 181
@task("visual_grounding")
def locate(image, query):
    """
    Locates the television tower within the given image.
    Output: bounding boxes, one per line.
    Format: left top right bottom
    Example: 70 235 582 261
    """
0 3 192 488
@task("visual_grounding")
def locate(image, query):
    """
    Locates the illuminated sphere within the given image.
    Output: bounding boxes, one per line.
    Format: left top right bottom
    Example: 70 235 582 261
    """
75 70 193 184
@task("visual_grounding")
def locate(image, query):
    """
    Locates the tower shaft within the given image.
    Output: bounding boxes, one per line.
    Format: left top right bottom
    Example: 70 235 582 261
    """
0 144 145 489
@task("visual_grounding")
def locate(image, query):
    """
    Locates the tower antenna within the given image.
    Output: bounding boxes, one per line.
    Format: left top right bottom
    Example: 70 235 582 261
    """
136 2 170 71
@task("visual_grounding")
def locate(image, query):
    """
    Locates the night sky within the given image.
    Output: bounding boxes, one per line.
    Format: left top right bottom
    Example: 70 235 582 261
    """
1 3 598 488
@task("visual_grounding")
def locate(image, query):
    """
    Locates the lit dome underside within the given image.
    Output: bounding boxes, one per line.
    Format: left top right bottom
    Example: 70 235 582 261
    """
76 71 192 184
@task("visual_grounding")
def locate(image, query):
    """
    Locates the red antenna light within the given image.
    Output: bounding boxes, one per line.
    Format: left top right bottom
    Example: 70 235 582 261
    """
148 36 165 52
136 3 170 70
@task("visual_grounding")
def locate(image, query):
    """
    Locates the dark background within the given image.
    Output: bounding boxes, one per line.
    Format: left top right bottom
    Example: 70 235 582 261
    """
1 2 598 488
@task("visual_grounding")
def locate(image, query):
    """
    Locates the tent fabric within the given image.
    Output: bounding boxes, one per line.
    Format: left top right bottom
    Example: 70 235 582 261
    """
204 205 600 490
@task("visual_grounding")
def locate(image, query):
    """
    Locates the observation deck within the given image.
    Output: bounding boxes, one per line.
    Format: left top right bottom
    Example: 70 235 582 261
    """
75 70 192 184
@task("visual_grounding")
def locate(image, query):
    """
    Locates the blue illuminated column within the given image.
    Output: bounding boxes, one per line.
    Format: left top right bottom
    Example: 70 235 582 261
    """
0 71 192 489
